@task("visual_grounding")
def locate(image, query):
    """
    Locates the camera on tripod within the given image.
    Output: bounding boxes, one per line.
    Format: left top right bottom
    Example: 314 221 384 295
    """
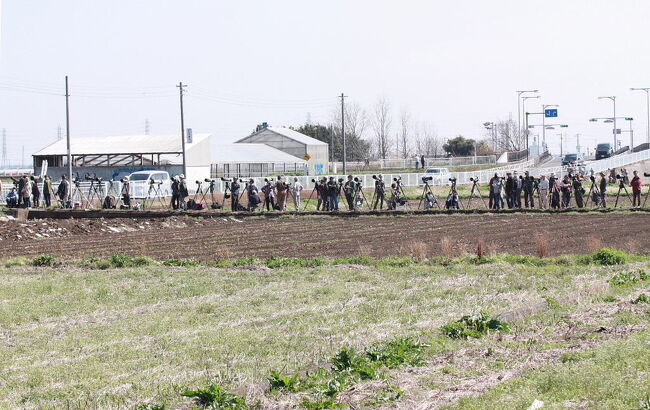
264 178 275 183
195 180 202 185
84 173 102 183
338 178 344 183
449 177 456 182
394 176 402 183
204 178 215 183
311 178 317 183
469 177 478 182
615 174 624 180
353 177 361 182
422 176 433 182
644 172 650 178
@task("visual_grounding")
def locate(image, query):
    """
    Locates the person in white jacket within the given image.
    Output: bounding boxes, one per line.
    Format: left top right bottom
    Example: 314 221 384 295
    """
292 177 303 210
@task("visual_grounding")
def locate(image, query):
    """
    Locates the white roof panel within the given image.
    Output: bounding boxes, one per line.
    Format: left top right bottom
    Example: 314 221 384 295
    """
239 127 327 146
33 134 210 156
212 143 306 163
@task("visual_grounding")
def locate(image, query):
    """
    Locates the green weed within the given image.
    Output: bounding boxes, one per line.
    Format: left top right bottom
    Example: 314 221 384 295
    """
441 312 509 339
268 371 301 392
331 347 378 380
633 294 650 304
365 337 428 368
31 254 58 267
180 384 247 409
609 270 648 286
162 258 199 267
590 248 629 266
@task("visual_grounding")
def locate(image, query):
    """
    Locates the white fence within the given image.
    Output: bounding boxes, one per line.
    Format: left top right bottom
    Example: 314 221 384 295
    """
331 155 496 171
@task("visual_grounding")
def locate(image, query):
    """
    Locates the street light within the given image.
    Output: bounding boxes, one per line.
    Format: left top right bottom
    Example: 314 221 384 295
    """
517 90 539 142
541 104 559 151
483 121 497 150
630 87 650 144
598 96 616 149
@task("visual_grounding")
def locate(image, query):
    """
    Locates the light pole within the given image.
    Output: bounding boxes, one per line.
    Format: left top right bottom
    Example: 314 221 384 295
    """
483 122 497 150
542 104 559 153
522 96 540 159
557 133 563 156
598 96 616 151
630 87 650 144
517 90 539 141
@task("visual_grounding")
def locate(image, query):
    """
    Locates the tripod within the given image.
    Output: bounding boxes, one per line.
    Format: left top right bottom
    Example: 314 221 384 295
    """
86 179 105 208
583 177 601 208
613 178 633 208
418 180 439 210
303 182 319 211
445 180 462 210
352 182 371 211
393 179 410 209
200 180 220 209
70 181 89 209
642 183 650 208
143 182 167 209
466 179 486 209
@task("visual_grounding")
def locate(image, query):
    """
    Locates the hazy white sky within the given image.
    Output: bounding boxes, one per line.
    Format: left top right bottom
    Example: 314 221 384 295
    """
1 0 650 165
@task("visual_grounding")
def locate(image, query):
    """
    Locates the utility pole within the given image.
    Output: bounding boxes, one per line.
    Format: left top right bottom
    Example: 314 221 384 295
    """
630 87 650 144
557 133 563 156
145 118 151 136
177 82 187 177
576 133 581 155
329 123 333 173
65 75 72 201
21 145 24 168
339 93 347 175
1 128 6 168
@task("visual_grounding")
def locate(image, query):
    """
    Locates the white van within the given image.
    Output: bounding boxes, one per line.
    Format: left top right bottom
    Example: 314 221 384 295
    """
128 170 172 199
424 167 451 184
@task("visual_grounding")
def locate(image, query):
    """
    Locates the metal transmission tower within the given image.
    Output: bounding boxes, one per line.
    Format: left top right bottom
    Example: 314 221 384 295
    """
1 128 6 168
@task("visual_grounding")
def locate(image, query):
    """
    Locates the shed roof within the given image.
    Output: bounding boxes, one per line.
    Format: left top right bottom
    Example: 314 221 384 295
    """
33 134 210 156
212 143 307 164
238 127 327 146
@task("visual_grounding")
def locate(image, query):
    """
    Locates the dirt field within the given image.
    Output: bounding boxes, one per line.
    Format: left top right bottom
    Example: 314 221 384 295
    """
1 212 648 260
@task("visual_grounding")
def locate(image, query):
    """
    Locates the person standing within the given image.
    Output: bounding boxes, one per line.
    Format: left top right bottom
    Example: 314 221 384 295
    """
599 172 608 207
572 175 585 208
231 177 241 211
522 171 535 208
327 176 339 211
261 179 275 211
560 175 572 208
178 175 188 210
420 155 425 169
31 176 41 208
42 176 53 207
490 175 503 210
343 175 355 210
170 176 180 209
57 175 69 207
505 172 514 208
538 175 549 209
292 177 303 210
121 175 131 207
631 170 643 208
275 177 288 210
514 172 523 208
372 174 386 210
20 175 31 208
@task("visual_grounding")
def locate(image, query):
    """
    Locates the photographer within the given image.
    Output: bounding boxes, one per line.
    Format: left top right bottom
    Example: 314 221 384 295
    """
326 176 340 211
247 179 261 211
30 176 41 208
178 175 189 210
513 171 523 208
42 176 53 208
490 174 503 210
538 175 549 209
631 170 643 207
505 172 515 208
261 179 275 211
599 172 608 207
19 175 31 208
372 174 386 210
560 175 572 208
292 177 303 210
343 175 355 210
314 177 327 211
57 175 69 207
275 177 288 210
522 171 535 208
230 177 241 210
171 176 180 209
121 176 131 207
572 174 585 208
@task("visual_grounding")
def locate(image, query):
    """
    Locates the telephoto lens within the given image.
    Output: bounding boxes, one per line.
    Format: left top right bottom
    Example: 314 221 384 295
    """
311 178 316 183
422 176 433 182
372 174 377 179
645 172 650 177
449 177 456 182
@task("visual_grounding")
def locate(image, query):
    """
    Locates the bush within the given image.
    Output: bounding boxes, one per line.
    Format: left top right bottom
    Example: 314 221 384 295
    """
264 257 326 269
590 248 629 266
162 258 198 267
31 254 58 267
609 270 647 286
441 312 509 339
365 337 427 368
633 294 650 304
180 384 247 409
331 348 377 380
109 254 134 268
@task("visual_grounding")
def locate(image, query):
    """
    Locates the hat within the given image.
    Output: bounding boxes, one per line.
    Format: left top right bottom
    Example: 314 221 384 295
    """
123 175 130 181
179 174 185 179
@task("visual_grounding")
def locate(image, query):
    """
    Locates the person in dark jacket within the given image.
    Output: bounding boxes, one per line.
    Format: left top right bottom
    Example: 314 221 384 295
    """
343 175 355 211
631 170 643 208
599 172 608 207
504 173 515 208
57 175 70 207
522 171 535 208
42 176 53 207
178 175 188 210
231 177 241 210
30 176 41 208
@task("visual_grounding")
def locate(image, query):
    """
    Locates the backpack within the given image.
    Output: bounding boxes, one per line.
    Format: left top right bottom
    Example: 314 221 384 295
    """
194 202 206 210
186 199 196 210
102 196 116 209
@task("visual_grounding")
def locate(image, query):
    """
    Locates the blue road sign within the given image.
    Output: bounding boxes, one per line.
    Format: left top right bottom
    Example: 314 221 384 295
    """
545 109 558 118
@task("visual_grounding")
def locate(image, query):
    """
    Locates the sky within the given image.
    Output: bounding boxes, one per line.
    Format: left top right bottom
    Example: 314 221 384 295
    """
1 0 650 166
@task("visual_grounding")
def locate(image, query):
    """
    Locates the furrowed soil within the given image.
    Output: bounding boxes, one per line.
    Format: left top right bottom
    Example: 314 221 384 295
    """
0 213 648 260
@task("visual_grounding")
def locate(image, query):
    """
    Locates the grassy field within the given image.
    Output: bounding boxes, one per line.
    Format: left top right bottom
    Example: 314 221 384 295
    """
0 252 649 409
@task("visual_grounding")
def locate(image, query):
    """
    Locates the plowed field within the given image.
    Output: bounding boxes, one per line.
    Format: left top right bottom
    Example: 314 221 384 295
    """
1 213 648 260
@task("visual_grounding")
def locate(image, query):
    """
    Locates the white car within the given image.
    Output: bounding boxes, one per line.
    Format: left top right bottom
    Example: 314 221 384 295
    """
424 167 450 184
128 170 172 198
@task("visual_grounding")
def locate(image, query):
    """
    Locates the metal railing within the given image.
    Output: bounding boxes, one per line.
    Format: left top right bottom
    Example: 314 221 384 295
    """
331 155 497 171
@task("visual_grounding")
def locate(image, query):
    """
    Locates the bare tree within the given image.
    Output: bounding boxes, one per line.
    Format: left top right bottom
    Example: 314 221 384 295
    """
329 101 371 160
399 110 411 159
493 117 524 152
413 121 440 157
372 97 392 159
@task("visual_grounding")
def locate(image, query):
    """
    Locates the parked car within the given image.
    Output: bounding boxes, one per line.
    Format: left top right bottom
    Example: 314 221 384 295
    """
128 170 172 198
595 143 613 160
561 153 584 166
424 167 450 183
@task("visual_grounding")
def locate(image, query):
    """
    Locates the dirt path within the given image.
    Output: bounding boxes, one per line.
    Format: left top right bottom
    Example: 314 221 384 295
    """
0 213 648 260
